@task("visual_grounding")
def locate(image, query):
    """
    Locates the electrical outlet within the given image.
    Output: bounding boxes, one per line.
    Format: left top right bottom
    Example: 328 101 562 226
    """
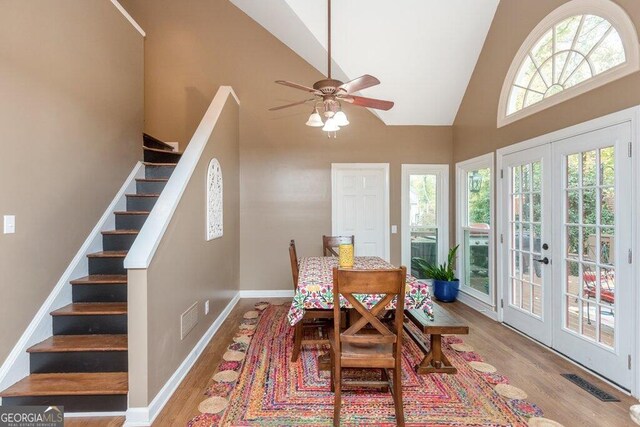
204 299 210 315
391 225 398 234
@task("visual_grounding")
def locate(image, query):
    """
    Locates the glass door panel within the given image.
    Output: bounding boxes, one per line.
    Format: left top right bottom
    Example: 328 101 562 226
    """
502 144 552 346
409 174 438 278
562 146 616 347
552 122 632 390
402 165 448 280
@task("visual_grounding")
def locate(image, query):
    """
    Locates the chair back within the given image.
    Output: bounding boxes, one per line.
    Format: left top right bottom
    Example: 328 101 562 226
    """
323 235 355 257
332 266 406 352
289 240 299 291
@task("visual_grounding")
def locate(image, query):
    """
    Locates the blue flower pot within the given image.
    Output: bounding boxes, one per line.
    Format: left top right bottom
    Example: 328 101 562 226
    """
433 279 460 302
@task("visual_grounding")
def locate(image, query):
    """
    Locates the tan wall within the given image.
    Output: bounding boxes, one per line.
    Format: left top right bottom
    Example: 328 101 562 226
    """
0 1 143 363
453 0 640 162
143 97 239 400
118 0 454 291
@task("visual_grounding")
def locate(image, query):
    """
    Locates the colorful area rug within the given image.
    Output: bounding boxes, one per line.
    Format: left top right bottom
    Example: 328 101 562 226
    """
189 303 561 426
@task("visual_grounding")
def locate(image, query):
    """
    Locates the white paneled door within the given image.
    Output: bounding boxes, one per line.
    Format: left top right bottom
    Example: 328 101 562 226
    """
501 122 633 390
332 164 389 260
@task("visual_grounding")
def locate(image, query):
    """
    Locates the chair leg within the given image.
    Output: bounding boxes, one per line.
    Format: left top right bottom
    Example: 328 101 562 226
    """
380 368 389 393
292 323 303 362
392 365 404 427
333 356 342 427
329 350 335 392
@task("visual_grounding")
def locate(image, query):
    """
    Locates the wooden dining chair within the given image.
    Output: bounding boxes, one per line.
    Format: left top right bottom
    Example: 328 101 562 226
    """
329 266 407 427
322 235 355 257
289 240 334 362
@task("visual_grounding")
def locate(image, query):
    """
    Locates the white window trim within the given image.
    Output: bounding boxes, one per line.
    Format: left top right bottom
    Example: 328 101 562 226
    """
497 0 640 128
331 163 390 262
456 153 495 307
401 164 449 272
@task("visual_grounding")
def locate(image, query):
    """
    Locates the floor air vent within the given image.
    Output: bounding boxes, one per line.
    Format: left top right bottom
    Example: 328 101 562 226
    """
560 374 620 402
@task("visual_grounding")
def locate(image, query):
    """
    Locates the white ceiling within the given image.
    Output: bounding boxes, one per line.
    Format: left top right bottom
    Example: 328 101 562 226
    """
231 0 499 125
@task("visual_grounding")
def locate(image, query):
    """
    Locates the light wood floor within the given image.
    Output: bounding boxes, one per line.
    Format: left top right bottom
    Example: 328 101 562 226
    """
66 298 636 426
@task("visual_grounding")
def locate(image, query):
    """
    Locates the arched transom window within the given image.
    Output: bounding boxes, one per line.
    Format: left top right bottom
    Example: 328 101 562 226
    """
499 0 639 127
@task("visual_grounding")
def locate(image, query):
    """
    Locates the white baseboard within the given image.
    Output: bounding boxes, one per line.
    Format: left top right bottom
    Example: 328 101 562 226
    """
124 292 240 427
0 163 144 393
65 411 125 418
456 291 499 321
238 289 294 298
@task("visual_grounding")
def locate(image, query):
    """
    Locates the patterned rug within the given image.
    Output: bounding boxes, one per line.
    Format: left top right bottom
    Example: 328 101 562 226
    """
188 303 562 426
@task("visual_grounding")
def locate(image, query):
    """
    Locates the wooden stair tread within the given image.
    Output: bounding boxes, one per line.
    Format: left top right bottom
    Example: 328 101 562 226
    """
28 335 127 353
86 251 127 258
51 303 127 316
114 210 150 215
143 133 175 150
0 372 127 397
101 229 139 236
136 178 168 182
126 193 160 198
70 275 127 285
142 162 177 167
143 146 183 155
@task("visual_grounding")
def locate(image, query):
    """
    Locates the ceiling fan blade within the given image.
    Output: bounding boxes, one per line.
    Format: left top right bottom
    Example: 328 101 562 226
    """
275 80 322 94
268 98 316 111
342 95 394 111
337 74 380 94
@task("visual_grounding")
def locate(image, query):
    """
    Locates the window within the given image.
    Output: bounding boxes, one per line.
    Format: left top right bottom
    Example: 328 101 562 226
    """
401 165 448 279
498 0 639 127
456 154 494 305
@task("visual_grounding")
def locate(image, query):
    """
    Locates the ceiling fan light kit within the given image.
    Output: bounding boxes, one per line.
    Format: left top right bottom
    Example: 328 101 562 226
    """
270 0 394 138
305 108 325 127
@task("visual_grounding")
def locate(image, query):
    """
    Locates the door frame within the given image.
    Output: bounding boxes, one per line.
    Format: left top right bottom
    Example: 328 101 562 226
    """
496 105 640 397
400 164 449 271
331 163 390 261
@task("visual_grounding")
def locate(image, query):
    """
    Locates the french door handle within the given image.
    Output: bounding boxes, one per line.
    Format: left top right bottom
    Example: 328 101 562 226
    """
535 257 549 265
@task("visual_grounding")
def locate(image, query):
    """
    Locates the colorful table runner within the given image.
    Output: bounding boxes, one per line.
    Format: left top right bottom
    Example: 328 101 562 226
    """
287 256 433 325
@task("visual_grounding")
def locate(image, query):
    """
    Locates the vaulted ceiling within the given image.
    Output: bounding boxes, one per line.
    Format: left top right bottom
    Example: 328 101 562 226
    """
230 0 499 125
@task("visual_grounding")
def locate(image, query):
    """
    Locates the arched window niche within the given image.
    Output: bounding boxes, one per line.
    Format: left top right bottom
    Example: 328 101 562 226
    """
498 0 640 127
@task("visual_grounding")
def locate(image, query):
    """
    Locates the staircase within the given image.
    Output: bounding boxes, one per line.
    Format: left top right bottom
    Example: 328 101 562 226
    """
0 134 181 412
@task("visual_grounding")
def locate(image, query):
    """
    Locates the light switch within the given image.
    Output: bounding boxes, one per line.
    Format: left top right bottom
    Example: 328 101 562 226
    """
391 225 398 234
4 215 15 234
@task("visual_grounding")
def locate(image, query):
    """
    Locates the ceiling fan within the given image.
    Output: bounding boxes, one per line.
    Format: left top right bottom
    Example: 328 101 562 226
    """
269 0 394 135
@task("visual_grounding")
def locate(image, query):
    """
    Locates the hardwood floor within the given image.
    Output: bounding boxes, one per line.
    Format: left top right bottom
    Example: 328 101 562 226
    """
66 298 637 426
446 302 636 427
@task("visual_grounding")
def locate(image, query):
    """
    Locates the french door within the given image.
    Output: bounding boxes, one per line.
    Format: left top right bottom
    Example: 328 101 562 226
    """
502 144 553 345
502 122 633 389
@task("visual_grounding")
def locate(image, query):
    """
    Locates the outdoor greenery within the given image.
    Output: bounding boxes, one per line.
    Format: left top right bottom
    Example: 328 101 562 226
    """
413 245 459 282
468 168 491 225
410 175 437 226
566 147 615 269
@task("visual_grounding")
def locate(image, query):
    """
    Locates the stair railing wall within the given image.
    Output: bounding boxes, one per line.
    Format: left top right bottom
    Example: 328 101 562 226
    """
124 86 240 427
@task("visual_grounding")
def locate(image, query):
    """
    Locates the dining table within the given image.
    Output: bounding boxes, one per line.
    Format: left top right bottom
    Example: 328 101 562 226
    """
287 255 434 326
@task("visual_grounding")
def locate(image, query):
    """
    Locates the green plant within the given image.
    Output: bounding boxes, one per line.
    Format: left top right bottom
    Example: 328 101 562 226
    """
412 245 459 281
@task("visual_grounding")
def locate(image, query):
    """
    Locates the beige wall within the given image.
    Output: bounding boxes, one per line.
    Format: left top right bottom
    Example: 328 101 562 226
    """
128 96 240 403
119 0 454 291
0 1 143 363
453 0 640 162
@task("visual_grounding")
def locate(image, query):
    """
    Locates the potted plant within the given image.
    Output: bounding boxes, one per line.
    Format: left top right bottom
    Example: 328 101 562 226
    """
412 245 460 302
